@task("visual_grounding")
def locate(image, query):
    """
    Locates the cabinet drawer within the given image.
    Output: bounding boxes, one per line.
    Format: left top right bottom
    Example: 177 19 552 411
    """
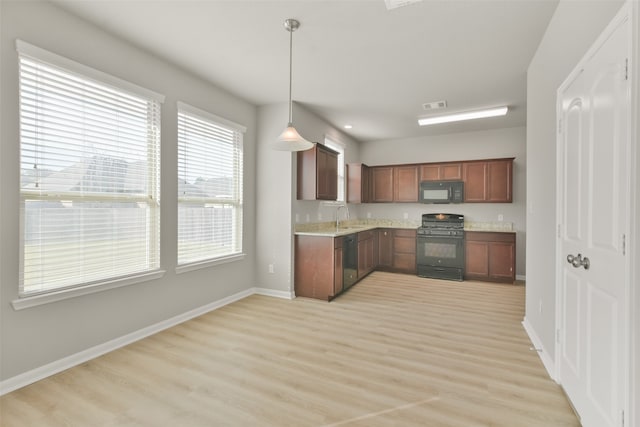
394 229 417 238
358 230 375 241
465 231 515 243
393 236 415 254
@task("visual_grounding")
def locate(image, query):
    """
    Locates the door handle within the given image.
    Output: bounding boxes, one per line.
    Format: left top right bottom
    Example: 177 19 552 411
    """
566 253 590 270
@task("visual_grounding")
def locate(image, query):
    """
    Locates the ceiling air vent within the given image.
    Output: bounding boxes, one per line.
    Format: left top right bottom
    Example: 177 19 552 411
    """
384 0 423 10
422 100 448 110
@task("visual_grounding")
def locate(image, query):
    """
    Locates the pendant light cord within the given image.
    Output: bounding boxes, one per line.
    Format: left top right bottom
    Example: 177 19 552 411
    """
288 24 293 126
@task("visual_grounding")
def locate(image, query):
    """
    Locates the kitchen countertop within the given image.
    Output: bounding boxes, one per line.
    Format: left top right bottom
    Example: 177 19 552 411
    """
295 219 419 237
295 219 515 237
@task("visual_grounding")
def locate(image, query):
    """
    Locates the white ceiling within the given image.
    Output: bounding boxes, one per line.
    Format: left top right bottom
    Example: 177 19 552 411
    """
51 0 559 142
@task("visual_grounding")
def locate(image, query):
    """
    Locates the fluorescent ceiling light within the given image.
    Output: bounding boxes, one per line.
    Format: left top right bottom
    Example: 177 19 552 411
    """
418 106 508 126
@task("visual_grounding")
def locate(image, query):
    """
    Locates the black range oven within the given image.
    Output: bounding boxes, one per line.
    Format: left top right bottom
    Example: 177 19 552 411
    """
416 213 465 281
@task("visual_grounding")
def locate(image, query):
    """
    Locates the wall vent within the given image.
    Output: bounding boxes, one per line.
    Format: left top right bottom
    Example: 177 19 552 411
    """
422 100 448 110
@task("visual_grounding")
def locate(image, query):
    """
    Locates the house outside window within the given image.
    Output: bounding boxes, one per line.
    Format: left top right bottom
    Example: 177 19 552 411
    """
177 102 245 269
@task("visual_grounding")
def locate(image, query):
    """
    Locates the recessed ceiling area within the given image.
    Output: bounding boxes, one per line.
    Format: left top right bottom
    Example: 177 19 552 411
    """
51 0 559 142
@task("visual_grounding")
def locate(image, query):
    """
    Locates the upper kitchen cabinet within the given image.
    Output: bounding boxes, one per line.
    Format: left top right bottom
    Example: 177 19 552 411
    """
370 166 394 202
419 162 462 181
297 143 339 201
394 165 419 202
370 165 419 203
462 158 514 203
346 163 371 203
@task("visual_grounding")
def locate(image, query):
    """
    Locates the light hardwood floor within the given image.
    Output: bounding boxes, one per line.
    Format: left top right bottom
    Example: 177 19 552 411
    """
0 272 579 426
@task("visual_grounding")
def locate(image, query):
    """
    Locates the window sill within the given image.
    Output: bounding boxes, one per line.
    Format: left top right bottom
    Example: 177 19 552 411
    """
11 270 166 311
175 253 245 274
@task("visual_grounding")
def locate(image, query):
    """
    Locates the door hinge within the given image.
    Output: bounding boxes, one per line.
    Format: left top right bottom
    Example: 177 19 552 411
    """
557 224 562 238
556 329 561 343
621 409 624 427
622 234 626 256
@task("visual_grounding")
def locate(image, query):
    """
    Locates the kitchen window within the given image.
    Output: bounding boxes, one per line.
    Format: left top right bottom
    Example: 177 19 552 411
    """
17 40 164 302
177 102 245 270
324 138 345 202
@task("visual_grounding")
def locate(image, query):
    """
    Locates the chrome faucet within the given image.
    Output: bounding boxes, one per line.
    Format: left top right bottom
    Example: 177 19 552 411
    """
336 205 350 229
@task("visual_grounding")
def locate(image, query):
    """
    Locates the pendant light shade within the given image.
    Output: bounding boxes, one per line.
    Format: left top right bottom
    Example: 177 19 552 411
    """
272 18 313 151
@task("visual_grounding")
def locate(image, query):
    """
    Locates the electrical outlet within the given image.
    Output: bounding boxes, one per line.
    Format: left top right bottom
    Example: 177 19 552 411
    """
318 213 322 220
305 214 310 222
268 264 274 274
403 212 409 219
498 214 504 221
295 213 299 223
367 212 372 219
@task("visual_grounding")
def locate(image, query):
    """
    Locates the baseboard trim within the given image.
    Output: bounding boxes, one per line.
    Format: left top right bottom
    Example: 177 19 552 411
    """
516 274 526 282
522 316 557 381
0 287 258 396
252 287 295 300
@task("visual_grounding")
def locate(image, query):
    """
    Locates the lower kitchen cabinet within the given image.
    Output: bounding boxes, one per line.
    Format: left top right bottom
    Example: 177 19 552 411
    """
357 230 376 278
464 231 516 283
377 228 417 275
295 235 344 301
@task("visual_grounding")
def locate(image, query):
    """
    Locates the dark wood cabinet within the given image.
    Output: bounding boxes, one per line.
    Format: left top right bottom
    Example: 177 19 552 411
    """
297 143 339 201
370 165 418 203
295 234 346 300
419 162 462 181
377 228 417 274
462 158 513 203
393 165 419 202
371 166 394 202
346 163 370 203
393 229 417 274
377 229 393 268
357 230 376 278
464 231 515 283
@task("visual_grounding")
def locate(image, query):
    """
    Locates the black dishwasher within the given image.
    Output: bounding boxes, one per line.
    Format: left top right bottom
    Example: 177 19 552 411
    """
343 234 358 290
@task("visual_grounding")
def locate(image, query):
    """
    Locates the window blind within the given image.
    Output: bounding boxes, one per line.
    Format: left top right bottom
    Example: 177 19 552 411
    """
177 102 245 266
18 41 162 296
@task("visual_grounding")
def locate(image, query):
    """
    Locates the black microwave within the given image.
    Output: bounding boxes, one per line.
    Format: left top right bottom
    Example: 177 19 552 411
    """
419 180 464 204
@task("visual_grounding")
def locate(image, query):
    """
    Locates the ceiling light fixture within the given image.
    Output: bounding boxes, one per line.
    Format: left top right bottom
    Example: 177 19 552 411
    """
344 124 353 129
418 106 508 127
272 18 313 151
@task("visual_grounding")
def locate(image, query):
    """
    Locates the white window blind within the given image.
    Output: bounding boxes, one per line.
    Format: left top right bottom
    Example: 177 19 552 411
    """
177 102 245 266
18 41 163 297
325 138 345 202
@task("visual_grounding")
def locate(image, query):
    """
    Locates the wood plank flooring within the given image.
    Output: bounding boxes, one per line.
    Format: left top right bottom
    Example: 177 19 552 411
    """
0 272 579 426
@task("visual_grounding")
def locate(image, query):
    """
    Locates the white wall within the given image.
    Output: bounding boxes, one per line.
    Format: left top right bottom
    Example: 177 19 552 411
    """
358 126 527 277
256 102 360 291
0 1 257 381
525 0 624 363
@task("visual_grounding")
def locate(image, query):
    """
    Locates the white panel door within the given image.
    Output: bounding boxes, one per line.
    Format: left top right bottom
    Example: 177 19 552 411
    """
557 7 630 427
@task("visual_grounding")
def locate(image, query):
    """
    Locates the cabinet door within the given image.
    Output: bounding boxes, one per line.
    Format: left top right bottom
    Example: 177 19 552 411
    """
394 165 419 202
346 163 370 203
420 163 463 181
378 229 393 268
371 167 394 202
441 163 462 180
488 241 515 281
486 159 512 202
333 246 343 296
419 164 441 181
465 240 489 278
317 147 338 200
462 162 488 202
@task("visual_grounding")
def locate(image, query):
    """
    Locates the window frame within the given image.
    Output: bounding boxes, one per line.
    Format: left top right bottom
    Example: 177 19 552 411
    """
324 137 346 202
13 40 165 309
175 102 246 273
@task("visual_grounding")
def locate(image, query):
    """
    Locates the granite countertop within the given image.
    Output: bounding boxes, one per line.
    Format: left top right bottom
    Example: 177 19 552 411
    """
294 219 420 237
464 221 515 233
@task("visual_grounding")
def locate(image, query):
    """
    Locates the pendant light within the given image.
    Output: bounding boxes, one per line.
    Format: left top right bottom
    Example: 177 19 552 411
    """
272 18 314 151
